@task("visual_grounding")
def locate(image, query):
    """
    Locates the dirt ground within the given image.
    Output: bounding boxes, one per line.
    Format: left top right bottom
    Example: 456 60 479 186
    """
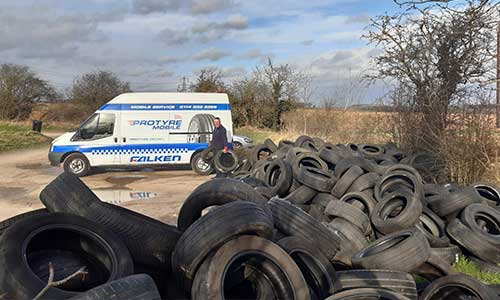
0 144 210 225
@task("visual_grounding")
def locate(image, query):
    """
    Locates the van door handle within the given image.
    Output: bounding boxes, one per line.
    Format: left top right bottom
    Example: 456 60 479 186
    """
123 137 126 143
114 137 118 143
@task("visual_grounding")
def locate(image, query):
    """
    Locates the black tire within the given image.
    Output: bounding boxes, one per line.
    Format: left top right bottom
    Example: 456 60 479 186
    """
447 218 500 264
268 198 343 262
325 288 412 300
333 270 417 300
0 212 133 300
414 253 456 281
277 236 336 298
351 229 430 272
177 178 271 231
68 274 161 300
419 274 497 300
326 218 369 254
283 185 317 205
40 173 180 270
172 201 274 291
346 172 380 194
371 190 422 235
191 235 310 300
187 114 215 143
460 203 500 246
213 151 239 173
0 209 48 236
374 170 423 203
296 166 336 192
469 256 500 274
429 187 481 217
430 245 462 265
473 182 500 208
291 152 328 178
239 175 267 187
251 144 273 163
360 144 384 158
264 138 278 152
264 159 293 197
331 165 364 198
63 152 91 177
416 207 450 247
340 192 377 216
324 200 370 235
191 151 214 175
319 147 342 166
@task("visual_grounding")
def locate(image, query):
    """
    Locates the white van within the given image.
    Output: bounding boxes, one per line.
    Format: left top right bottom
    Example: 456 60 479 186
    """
49 93 233 176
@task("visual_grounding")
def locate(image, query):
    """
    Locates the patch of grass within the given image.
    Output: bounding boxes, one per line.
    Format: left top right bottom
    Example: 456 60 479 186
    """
0 122 51 152
454 256 500 285
235 127 273 145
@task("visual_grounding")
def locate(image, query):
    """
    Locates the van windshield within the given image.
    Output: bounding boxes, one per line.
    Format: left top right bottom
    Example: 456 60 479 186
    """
79 113 115 140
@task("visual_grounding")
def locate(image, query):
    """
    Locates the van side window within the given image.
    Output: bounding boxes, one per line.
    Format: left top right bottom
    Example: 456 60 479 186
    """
79 113 115 140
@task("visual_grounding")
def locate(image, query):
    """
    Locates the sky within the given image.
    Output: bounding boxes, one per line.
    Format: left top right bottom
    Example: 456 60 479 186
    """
0 0 400 104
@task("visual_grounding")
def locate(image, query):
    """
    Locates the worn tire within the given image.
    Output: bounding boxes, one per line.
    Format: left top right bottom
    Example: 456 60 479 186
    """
191 151 214 175
325 200 370 235
351 229 430 272
460 203 500 247
419 274 497 300
333 270 417 300
430 245 462 265
416 207 450 247
0 212 134 300
264 159 293 197
447 218 500 264
177 178 271 231
268 198 342 261
277 236 336 298
325 288 412 300
68 274 161 300
371 190 422 235
213 151 239 173
331 165 364 198
0 209 48 236
429 187 481 217
172 201 274 291
296 166 336 192
283 185 317 205
191 235 310 300
326 218 369 254
40 173 180 270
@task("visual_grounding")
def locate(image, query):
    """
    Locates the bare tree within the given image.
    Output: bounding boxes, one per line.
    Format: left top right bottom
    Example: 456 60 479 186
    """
190 67 226 93
71 71 131 113
0 64 56 120
366 0 500 151
367 0 500 183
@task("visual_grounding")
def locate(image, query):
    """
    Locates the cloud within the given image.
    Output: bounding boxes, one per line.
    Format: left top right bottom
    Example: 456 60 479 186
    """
345 14 371 24
157 28 190 46
131 0 234 15
190 0 234 14
191 14 248 42
131 0 182 15
158 14 248 45
192 48 231 61
300 40 314 46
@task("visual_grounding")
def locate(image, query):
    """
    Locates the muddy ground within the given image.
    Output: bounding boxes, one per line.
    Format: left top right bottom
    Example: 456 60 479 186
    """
0 145 210 225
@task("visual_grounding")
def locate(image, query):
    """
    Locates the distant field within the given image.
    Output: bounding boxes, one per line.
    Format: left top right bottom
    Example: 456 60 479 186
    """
0 122 51 153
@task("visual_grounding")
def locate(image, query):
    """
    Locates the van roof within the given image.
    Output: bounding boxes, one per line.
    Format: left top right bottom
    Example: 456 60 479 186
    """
108 92 229 104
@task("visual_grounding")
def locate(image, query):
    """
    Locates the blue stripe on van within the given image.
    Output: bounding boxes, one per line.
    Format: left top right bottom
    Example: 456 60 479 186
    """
98 103 231 111
52 143 209 154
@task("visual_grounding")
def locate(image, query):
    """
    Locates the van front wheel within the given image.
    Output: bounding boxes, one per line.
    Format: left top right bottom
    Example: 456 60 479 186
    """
63 153 91 177
191 152 214 176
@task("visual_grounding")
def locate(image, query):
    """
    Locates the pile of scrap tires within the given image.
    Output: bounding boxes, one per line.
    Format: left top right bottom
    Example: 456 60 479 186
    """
0 136 498 299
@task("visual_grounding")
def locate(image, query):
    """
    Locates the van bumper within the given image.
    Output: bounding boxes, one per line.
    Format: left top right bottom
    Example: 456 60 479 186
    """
49 152 63 166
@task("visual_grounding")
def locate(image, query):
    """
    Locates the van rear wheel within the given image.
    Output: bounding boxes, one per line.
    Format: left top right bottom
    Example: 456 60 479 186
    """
63 153 91 177
191 152 214 176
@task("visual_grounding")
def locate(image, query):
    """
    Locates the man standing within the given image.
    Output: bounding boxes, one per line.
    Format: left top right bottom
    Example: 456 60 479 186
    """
211 117 229 154
203 117 228 177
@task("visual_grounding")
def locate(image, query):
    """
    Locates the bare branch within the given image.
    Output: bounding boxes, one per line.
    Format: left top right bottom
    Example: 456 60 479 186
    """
33 262 88 300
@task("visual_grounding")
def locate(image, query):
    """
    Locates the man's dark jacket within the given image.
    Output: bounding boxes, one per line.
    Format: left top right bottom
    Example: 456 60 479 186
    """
211 125 228 150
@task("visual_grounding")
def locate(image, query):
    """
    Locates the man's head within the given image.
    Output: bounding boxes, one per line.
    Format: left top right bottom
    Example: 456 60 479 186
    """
214 117 221 128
